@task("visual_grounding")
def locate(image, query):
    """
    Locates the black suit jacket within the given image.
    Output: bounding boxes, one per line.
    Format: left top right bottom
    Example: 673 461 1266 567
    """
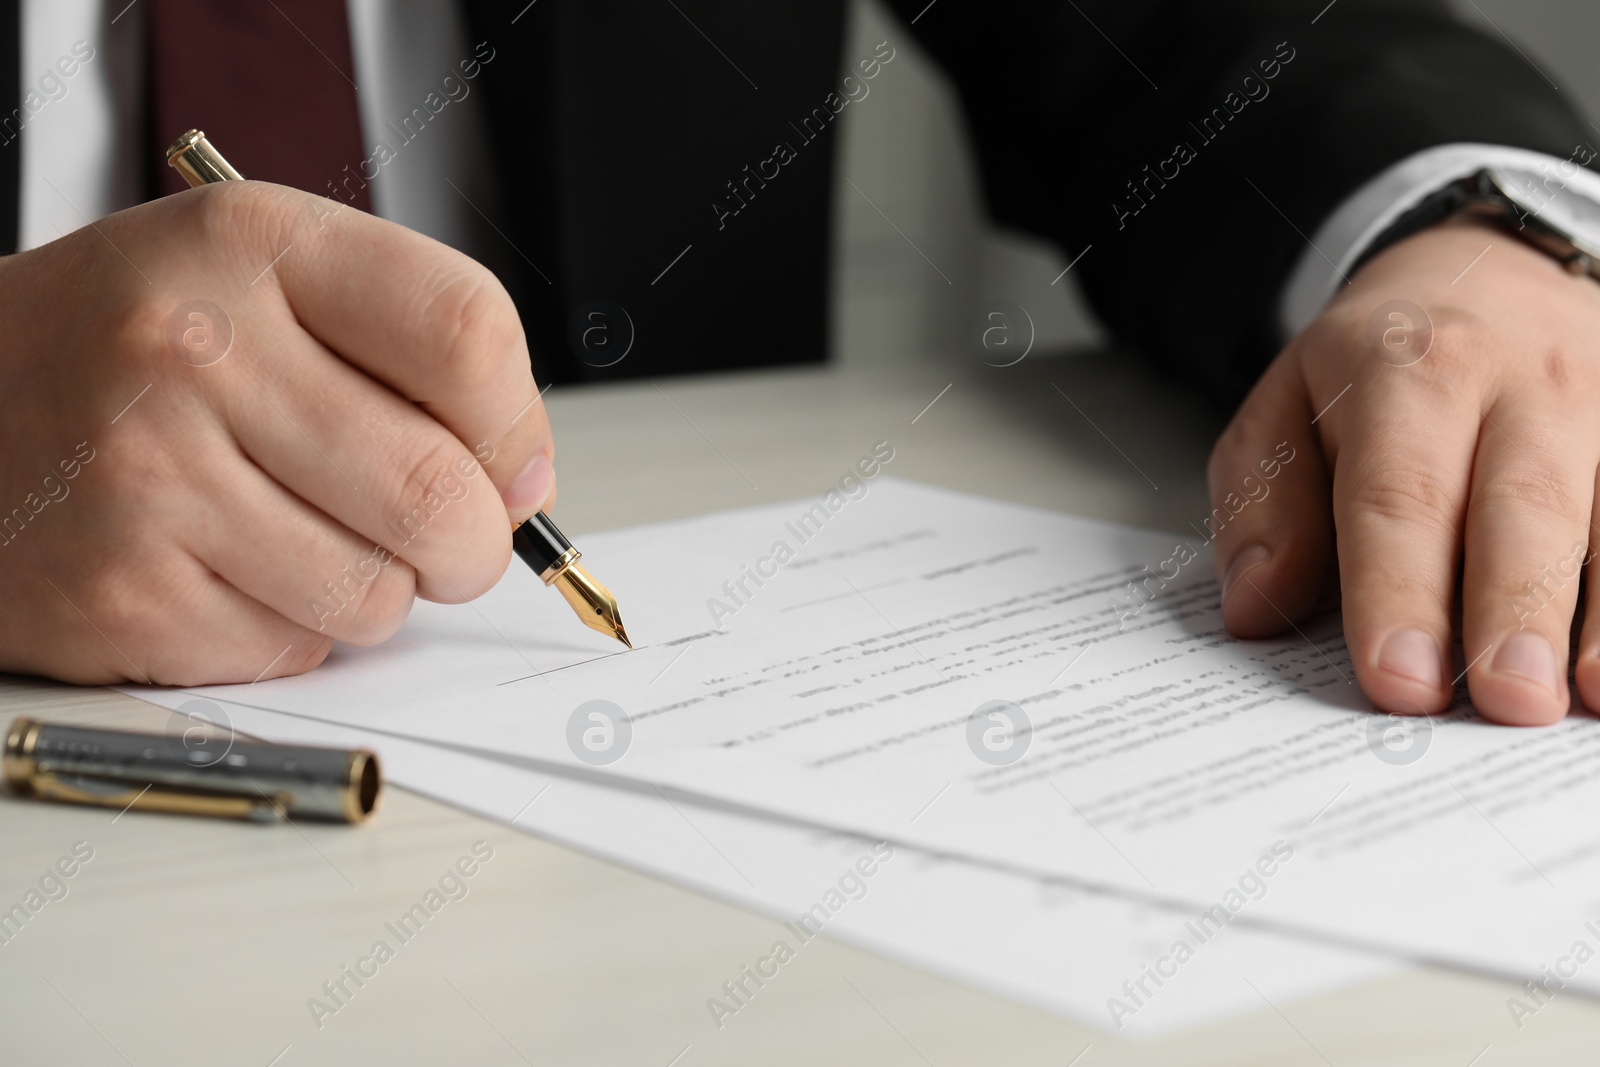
2 1 1592 398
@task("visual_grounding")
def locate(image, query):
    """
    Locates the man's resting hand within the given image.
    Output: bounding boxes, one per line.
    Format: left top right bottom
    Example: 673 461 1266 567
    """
1211 216 1600 726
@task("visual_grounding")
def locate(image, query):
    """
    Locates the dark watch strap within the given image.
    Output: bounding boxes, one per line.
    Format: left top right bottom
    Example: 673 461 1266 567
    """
1347 171 1492 277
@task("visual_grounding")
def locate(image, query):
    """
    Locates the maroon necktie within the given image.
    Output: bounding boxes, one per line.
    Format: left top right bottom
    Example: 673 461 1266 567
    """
146 0 371 211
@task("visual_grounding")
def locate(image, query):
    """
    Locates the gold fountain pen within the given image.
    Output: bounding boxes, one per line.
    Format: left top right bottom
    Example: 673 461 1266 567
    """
166 130 630 649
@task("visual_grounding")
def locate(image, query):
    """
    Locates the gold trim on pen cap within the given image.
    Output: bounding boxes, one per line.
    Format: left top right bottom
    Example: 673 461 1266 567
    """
342 750 382 824
3 717 42 793
537 546 581 585
166 129 244 187
29 773 279 820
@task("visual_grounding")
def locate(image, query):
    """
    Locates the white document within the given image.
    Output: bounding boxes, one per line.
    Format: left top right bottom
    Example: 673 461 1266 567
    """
122 694 1398 1037
131 478 1600 1001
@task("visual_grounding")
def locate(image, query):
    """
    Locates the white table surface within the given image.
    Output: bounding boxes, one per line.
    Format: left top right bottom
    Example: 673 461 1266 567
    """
5 352 1598 1065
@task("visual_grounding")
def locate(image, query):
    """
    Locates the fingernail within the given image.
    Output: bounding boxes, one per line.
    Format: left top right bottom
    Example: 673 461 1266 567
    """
1491 632 1562 693
1221 544 1271 602
1377 628 1442 690
502 452 552 515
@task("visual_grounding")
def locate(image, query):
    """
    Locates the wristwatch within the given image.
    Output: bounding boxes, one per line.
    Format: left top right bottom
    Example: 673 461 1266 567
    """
1351 165 1600 282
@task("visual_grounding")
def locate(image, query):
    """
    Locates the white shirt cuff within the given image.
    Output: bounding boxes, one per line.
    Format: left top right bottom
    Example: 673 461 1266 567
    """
1279 142 1600 340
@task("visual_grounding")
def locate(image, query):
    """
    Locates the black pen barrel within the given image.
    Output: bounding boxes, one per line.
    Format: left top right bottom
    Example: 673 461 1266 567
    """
512 511 577 579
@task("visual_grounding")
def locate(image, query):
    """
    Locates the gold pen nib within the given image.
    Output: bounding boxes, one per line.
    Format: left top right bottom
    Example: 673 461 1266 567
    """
553 563 632 648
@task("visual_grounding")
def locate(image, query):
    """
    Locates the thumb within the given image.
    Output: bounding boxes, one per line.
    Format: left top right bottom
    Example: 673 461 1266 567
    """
1207 354 1335 638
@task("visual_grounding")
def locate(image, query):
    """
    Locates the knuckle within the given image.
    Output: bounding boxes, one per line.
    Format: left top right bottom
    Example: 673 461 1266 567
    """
1208 415 1273 491
1424 313 1479 356
1353 570 1449 612
386 438 469 543
93 427 170 514
337 561 416 645
185 180 294 250
1535 342 1586 392
99 285 176 368
1348 464 1459 531
1396 314 1480 383
299 541 408 643
1477 463 1583 525
80 551 176 653
426 269 524 388
77 575 138 645
109 185 302 366
1498 542 1588 612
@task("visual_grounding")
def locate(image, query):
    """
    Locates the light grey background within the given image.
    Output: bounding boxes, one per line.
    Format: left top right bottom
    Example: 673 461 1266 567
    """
830 0 1600 365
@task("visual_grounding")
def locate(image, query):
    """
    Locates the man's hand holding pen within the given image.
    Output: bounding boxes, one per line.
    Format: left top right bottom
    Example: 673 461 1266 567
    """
0 179 556 684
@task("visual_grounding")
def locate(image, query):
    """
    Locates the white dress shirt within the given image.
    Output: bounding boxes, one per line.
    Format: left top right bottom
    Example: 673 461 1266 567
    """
16 0 498 256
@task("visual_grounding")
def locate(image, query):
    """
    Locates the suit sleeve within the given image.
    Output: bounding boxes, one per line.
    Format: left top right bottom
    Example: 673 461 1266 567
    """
880 0 1595 400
